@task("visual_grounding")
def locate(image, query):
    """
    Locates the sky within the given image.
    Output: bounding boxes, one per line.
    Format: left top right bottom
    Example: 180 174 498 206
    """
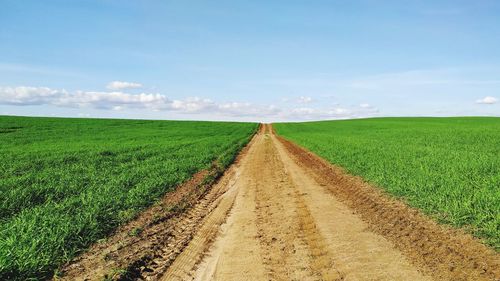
0 0 499 122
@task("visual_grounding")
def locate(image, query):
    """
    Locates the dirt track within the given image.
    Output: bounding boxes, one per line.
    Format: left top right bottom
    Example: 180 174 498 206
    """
59 124 500 281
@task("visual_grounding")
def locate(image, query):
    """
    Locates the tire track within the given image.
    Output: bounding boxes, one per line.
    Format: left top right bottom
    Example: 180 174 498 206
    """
253 132 343 280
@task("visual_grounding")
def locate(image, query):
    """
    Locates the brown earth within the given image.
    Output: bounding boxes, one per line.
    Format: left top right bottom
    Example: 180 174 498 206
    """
57 124 500 281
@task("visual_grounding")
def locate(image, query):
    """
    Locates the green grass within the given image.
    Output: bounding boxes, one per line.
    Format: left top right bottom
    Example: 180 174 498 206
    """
0 116 257 280
274 117 500 250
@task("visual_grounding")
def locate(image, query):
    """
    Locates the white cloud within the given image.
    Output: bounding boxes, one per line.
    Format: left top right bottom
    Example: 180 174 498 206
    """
359 103 372 108
106 81 143 90
0 86 67 105
55 91 171 110
475 96 497 104
0 86 381 121
0 86 171 110
171 97 217 112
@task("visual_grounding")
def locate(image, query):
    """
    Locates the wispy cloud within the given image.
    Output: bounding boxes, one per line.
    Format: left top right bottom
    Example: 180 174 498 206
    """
106 81 143 90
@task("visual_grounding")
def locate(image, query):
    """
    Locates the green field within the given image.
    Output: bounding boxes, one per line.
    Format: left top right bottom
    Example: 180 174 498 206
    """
0 116 257 280
274 117 500 250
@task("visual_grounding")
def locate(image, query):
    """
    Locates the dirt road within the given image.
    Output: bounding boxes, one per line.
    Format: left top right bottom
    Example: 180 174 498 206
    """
60 124 499 281
162 124 431 281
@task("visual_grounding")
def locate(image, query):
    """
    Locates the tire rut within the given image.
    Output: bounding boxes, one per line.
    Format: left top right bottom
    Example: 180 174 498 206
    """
254 132 343 280
158 171 240 280
128 175 235 280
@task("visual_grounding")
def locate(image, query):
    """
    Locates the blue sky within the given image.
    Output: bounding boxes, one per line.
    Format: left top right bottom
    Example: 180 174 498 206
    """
1 0 499 121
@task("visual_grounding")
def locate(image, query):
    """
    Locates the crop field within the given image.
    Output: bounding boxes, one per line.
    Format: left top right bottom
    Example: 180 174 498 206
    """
274 117 500 250
0 116 257 280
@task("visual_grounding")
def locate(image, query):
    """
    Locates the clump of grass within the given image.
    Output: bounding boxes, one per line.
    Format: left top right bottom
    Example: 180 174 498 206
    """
128 227 143 237
275 117 500 250
0 116 257 280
